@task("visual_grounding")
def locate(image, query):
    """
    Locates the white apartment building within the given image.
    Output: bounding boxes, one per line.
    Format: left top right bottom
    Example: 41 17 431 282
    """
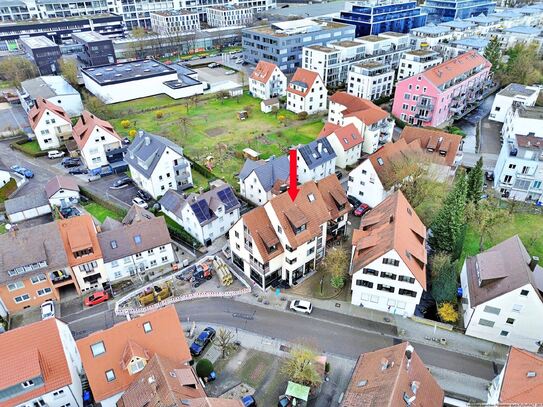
296 138 337 184
249 60 287 100
460 236 543 353
206 5 253 28
0 318 83 407
150 10 200 35
350 191 427 317
229 176 350 289
489 26 543 54
286 68 327 114
357 32 411 69
125 131 193 199
465 15 502 35
160 183 241 246
397 49 443 81
319 123 363 169
490 83 540 123
238 155 290 205
27 97 72 151
328 91 394 154
410 24 453 50
502 105 543 143
73 111 122 171
347 61 394 101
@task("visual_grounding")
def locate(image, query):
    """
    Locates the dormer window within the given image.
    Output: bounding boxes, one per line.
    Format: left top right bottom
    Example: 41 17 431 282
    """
294 224 306 235
268 244 277 253
129 358 146 375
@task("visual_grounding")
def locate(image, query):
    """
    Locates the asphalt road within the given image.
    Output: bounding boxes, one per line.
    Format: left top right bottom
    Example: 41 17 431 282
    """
67 298 498 381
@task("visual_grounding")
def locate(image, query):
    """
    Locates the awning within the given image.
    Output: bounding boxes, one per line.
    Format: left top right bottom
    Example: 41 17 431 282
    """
285 381 310 402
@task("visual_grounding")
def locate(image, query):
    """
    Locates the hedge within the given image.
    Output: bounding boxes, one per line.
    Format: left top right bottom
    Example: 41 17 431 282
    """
79 186 128 219
11 138 67 158
161 214 202 248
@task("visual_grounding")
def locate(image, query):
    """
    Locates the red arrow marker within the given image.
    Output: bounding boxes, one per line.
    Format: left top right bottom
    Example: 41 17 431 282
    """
288 148 299 202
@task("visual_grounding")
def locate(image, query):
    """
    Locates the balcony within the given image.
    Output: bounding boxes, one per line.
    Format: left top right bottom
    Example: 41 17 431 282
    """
416 99 434 110
249 258 269 274
415 112 432 121
50 270 72 283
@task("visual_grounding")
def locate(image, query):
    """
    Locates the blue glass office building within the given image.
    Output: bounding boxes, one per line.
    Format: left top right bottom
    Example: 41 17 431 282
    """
421 0 496 23
334 1 427 37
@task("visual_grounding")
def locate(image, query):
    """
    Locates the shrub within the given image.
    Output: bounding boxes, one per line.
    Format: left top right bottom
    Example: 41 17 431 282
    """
121 119 131 129
128 129 137 138
277 114 286 122
297 111 308 120
330 275 345 289
196 359 214 378
437 302 459 324
155 110 164 119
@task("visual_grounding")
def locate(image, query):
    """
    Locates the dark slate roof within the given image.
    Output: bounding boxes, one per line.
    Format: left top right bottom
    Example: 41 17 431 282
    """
125 131 186 179
5 191 49 214
123 205 154 225
239 155 290 192
298 138 336 170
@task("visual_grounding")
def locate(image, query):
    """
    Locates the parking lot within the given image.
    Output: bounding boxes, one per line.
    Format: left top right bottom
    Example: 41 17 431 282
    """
84 174 140 208
0 103 29 135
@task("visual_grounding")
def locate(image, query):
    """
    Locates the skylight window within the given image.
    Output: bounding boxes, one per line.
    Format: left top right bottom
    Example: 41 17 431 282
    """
308 193 315 202
91 341 106 357
110 240 118 249
134 235 142 245
377 158 384 166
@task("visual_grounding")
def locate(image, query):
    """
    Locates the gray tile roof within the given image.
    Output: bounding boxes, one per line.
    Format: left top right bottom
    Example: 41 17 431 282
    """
239 155 290 192
5 191 49 215
125 131 186 179
0 222 68 285
298 138 336 170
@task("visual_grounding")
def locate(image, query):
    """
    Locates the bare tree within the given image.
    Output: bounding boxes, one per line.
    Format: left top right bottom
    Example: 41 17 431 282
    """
213 328 235 359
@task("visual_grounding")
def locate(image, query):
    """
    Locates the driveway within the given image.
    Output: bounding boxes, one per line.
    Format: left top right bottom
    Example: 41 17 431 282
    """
0 103 29 135
85 174 140 209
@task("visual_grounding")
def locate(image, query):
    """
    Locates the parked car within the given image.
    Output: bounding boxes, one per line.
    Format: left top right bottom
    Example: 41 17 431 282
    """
137 189 152 202
110 176 133 189
335 170 343 180
192 264 212 288
278 395 291 407
62 158 81 168
10 165 34 178
235 59 243 64
48 150 65 159
289 299 313 314
84 290 110 306
242 396 257 407
132 197 148 209
190 327 216 356
354 203 370 217
207 62 220 68
69 167 87 175
347 195 362 207
40 300 55 320
224 70 236 75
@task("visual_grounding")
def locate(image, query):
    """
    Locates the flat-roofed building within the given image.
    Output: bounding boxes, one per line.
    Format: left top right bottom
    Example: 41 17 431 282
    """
397 49 443 81
347 61 395 101
150 10 200 36
207 5 253 28
19 35 60 75
72 31 116 67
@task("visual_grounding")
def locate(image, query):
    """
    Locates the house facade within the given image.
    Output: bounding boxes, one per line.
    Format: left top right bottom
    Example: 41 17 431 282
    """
45 175 80 207
73 111 123 170
125 131 193 199
206 5 253 28
249 60 287 100
318 123 363 169
347 61 395 101
238 155 290 206
397 49 443 81
350 191 427 316
160 183 241 246
286 68 327 115
149 10 200 35
28 97 72 151
460 235 543 352
392 51 492 127
489 83 539 123
296 138 337 184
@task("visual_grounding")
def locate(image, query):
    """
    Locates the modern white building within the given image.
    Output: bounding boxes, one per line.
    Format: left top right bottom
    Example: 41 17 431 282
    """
347 61 395 101
125 131 193 199
206 5 253 28
73 111 123 171
318 123 363 169
27 97 72 151
0 318 83 407
238 155 290 206
489 26 543 54
249 60 287 100
296 138 337 184
502 105 543 143
229 175 350 289
160 183 241 246
45 175 80 207
410 24 453 50
490 83 540 123
286 68 327 115
350 190 427 317
328 91 394 154
460 235 543 353
150 10 201 35
98 207 175 282
397 49 443 81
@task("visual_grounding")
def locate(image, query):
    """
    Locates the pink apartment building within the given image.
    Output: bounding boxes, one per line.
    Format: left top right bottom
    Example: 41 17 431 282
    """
392 51 492 128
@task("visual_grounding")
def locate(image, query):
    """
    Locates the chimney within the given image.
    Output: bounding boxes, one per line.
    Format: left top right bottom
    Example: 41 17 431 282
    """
144 136 151 146
147 375 157 394
529 256 539 271
317 141 323 154
405 344 414 370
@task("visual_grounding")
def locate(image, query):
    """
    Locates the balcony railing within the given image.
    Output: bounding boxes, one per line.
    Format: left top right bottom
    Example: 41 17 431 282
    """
249 258 269 274
50 270 72 283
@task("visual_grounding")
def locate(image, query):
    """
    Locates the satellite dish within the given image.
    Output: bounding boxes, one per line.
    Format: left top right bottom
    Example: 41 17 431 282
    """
5 224 11 231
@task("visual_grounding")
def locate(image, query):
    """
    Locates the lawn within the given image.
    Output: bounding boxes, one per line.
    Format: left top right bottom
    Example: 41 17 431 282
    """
110 93 324 187
84 202 123 223
16 140 42 155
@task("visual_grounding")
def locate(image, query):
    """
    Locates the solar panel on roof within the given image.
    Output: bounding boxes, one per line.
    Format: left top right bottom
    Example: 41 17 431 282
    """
217 187 238 211
192 199 212 224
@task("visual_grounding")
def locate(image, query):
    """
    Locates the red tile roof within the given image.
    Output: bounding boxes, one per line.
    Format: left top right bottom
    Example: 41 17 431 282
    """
0 319 73 407
28 97 70 130
250 61 280 84
499 347 543 404
342 342 444 407
57 214 102 267
316 174 352 220
318 122 340 138
242 206 284 263
367 138 419 186
329 92 389 126
287 68 321 97
77 306 191 403
399 126 462 167
73 110 121 150
422 50 491 88
351 191 427 288
319 123 363 151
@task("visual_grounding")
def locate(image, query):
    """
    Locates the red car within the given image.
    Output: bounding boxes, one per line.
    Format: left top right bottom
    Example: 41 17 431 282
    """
84 291 110 306
354 203 370 217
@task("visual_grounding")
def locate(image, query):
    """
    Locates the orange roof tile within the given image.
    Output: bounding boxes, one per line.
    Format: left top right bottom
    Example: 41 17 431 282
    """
242 206 284 263
318 122 340 138
77 306 191 403
351 191 427 288
367 138 419 186
73 110 121 150
422 51 491 88
316 174 352 220
399 126 462 167
342 342 444 407
499 347 543 403
320 123 363 151
57 214 102 267
28 97 70 130
250 60 280 84
0 319 73 407
287 68 321 97
328 92 389 126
